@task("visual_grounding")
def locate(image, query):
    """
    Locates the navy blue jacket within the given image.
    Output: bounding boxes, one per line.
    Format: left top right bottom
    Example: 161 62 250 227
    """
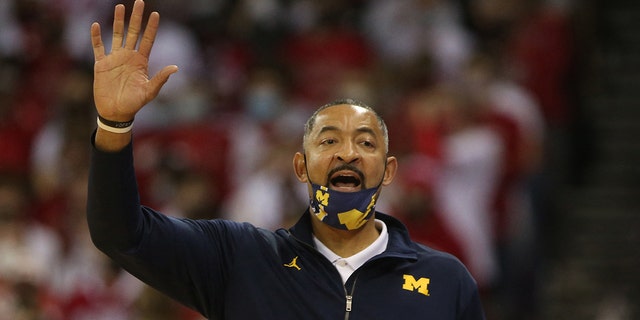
87 136 485 319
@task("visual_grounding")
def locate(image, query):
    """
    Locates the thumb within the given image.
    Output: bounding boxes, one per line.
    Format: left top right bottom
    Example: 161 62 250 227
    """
148 65 179 99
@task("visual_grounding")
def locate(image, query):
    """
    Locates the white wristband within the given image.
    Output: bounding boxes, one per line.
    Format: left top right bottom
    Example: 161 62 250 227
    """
97 116 133 133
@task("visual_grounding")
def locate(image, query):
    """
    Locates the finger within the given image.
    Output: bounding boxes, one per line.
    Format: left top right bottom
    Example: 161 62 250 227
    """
112 4 125 49
91 22 105 61
125 0 145 50
138 11 159 58
148 65 179 98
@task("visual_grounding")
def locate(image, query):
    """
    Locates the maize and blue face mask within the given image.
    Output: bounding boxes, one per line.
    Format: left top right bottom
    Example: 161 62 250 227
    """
309 182 380 230
305 156 385 230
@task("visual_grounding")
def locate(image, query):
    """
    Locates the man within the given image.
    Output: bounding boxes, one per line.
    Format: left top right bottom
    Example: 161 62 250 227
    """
87 1 485 319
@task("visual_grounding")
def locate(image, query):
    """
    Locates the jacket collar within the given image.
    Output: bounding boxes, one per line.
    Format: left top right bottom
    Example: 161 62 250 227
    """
287 210 418 261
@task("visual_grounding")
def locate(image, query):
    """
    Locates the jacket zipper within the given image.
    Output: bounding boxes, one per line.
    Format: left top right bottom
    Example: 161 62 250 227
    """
344 276 358 320
287 230 364 319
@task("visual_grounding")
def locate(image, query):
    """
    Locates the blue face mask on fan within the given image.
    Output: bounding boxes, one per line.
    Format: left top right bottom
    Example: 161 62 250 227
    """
306 156 385 230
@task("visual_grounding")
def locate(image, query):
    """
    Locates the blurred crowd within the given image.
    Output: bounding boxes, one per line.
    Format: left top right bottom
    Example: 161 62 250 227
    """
0 0 584 319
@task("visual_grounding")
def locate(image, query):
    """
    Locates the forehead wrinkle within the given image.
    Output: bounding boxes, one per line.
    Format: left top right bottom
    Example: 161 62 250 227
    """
317 125 340 136
315 125 378 139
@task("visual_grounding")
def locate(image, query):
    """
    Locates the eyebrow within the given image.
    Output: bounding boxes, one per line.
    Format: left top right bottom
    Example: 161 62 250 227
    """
355 127 377 137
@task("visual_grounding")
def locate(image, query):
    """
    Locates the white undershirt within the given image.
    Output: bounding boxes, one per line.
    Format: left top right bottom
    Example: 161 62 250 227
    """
313 219 389 284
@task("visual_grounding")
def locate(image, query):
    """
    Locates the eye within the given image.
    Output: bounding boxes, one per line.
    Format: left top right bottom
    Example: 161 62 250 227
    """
321 138 337 145
360 139 376 149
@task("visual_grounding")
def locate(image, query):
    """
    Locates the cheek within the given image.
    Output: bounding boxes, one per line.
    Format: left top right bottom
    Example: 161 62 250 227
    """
305 154 332 182
364 158 388 185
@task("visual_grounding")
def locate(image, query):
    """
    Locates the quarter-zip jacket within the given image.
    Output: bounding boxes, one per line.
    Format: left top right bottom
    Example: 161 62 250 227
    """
87 135 485 319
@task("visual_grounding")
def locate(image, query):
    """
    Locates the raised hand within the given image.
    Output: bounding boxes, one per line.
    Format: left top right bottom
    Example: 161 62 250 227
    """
91 0 178 123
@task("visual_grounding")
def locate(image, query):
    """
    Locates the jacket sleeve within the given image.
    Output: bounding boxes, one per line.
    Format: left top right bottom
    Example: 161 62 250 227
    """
86 132 243 316
86 132 143 253
457 268 487 320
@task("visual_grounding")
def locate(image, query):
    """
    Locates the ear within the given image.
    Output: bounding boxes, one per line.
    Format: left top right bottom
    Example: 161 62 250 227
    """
381 156 398 186
293 152 308 182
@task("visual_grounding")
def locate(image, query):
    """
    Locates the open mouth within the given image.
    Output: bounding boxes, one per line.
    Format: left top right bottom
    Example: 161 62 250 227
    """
329 171 362 191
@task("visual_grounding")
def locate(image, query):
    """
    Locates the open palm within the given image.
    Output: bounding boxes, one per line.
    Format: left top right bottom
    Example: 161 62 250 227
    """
91 0 177 122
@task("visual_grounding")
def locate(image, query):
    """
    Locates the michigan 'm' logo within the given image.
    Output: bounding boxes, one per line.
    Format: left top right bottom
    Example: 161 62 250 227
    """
315 189 330 206
337 209 368 230
336 193 376 229
402 274 430 296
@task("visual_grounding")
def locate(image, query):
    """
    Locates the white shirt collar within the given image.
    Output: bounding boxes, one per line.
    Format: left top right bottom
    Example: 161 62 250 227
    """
313 219 389 283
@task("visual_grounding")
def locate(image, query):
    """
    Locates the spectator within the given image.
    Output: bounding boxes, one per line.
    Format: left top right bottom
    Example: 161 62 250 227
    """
0 173 62 318
363 0 474 81
280 0 374 108
428 83 503 288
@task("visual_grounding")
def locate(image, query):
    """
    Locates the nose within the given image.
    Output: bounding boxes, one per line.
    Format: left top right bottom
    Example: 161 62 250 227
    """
335 140 360 164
